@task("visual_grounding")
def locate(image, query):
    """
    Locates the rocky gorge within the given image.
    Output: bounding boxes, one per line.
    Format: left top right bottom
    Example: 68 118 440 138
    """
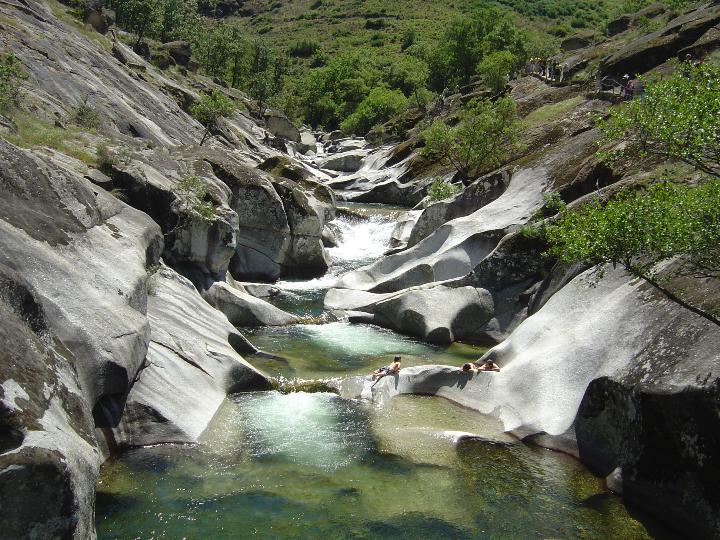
0 0 719 538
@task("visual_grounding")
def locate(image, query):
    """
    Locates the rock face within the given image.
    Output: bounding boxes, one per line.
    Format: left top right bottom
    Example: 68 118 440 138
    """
106 146 333 284
600 3 720 76
373 286 494 344
319 150 366 173
0 139 269 536
109 266 268 448
0 139 161 537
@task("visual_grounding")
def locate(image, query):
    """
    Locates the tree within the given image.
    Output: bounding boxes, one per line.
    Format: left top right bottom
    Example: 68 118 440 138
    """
0 53 26 113
598 64 720 178
384 56 429 109
476 51 516 93
422 97 521 180
189 90 235 145
339 87 407 135
543 181 720 326
108 0 161 47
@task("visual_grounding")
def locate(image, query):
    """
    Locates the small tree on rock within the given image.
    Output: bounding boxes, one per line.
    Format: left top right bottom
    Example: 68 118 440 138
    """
0 53 26 114
422 97 520 180
190 90 236 145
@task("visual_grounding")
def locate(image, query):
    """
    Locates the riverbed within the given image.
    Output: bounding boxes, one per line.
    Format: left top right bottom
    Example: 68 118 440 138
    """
95 203 660 539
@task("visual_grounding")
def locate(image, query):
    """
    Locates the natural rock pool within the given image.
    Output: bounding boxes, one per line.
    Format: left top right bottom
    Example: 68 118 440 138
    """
95 203 659 538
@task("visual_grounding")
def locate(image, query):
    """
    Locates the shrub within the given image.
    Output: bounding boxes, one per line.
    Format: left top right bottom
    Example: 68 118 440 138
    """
0 52 26 113
339 87 407 135
422 97 521 180
174 175 215 220
189 90 236 145
288 39 320 58
71 96 101 129
427 177 461 201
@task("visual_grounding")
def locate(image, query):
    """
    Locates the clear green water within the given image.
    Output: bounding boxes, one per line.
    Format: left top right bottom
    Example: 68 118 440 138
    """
96 393 655 539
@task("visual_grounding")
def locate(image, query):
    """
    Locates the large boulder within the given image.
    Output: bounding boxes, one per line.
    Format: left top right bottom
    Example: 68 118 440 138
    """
373 286 494 344
160 41 192 66
408 170 510 246
110 266 268 447
264 109 301 142
319 150 366 173
203 280 299 327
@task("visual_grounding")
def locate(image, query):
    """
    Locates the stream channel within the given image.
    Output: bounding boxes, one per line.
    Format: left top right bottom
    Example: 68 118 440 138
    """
96 202 660 538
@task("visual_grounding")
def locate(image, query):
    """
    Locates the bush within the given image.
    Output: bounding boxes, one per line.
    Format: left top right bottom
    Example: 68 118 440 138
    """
422 97 521 180
174 176 215 220
288 39 321 58
71 96 101 129
427 177 461 201
189 90 236 145
339 87 407 135
0 53 26 113
598 64 720 179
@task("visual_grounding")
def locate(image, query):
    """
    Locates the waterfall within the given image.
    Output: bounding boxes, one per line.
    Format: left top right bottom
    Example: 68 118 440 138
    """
276 207 401 292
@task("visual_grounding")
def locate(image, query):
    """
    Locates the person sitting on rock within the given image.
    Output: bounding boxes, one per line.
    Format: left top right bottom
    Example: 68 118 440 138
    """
475 359 500 372
371 356 401 386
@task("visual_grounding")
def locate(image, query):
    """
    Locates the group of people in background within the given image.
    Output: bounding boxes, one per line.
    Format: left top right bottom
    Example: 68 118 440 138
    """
526 58 568 83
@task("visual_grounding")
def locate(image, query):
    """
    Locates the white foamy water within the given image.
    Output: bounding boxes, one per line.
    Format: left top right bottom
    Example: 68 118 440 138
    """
276 210 400 292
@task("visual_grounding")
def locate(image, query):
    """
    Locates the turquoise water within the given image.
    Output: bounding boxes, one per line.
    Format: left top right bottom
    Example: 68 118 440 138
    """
96 393 656 539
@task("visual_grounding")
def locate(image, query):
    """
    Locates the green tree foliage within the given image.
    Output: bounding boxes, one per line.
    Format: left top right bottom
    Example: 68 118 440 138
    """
422 97 521 180
288 39 321 58
425 8 526 91
427 177 461 201
598 64 720 179
476 50 517 93
0 53 26 113
340 87 407 135
189 90 236 145
107 0 162 46
544 181 720 325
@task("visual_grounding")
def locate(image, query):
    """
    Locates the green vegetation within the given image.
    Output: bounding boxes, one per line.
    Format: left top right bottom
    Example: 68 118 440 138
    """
427 177 462 202
422 97 521 180
70 96 101 129
544 181 720 325
0 52 26 113
340 87 407 135
4 113 97 165
174 176 215 220
189 90 236 145
522 95 584 127
598 64 720 178
476 50 517 93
